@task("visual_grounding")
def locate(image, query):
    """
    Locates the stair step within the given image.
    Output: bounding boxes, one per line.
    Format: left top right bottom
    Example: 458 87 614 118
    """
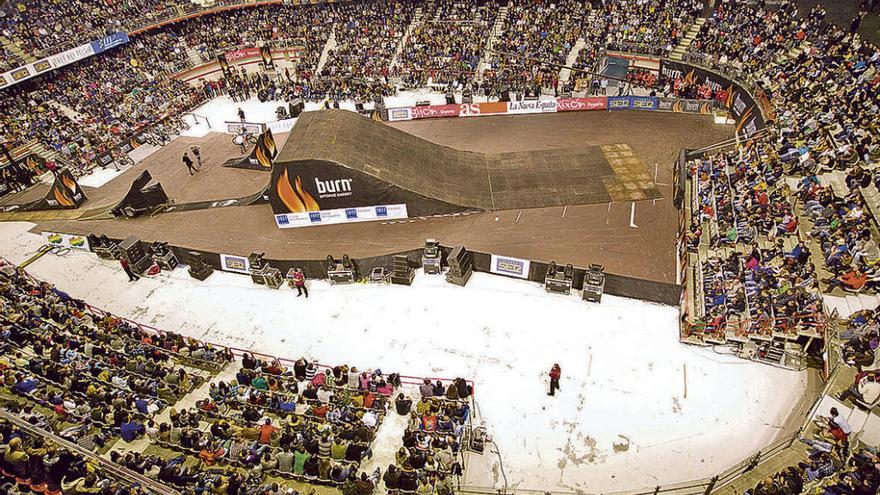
823 294 850 318
858 293 878 312
845 295 865 315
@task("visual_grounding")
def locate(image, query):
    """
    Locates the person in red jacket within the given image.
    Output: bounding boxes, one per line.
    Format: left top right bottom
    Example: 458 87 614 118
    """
292 268 308 298
120 257 139 282
548 363 561 396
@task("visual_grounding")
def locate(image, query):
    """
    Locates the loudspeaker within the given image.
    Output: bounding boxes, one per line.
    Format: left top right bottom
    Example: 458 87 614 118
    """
501 90 510 102
391 254 415 286
188 251 213 281
445 246 472 287
150 241 179 271
355 102 365 112
289 98 303 118
119 236 152 274
445 93 455 105
416 100 430 107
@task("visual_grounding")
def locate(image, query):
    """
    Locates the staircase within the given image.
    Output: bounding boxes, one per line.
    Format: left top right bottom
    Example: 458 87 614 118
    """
315 30 337 74
390 6 423 72
559 37 587 84
668 17 706 61
475 0 511 77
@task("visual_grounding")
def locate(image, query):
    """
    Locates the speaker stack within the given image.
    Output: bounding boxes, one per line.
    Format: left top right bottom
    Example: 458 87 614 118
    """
150 241 179 271
544 261 574 294
89 234 122 260
422 239 442 274
391 254 415 286
581 264 605 303
445 93 456 105
248 251 283 288
462 88 473 104
326 255 356 284
187 251 214 281
445 246 473 287
289 98 304 117
119 236 153 274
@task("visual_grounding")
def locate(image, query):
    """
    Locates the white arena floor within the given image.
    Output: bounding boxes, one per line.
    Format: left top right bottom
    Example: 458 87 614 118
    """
0 222 807 493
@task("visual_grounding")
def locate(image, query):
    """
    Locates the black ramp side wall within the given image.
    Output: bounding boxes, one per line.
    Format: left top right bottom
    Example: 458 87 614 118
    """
269 159 469 217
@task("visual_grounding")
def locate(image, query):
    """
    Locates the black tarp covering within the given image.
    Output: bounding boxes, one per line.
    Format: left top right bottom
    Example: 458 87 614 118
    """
112 170 169 218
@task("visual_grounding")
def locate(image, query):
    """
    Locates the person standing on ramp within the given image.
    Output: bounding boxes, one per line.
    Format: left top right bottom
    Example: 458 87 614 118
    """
190 145 203 168
182 152 198 175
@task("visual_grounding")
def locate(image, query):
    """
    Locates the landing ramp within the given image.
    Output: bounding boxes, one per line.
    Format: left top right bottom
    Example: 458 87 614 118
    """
278 109 660 212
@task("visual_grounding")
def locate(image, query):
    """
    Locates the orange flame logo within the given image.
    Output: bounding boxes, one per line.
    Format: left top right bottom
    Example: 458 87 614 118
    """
295 176 320 211
276 168 321 213
735 106 755 136
53 184 75 207
61 174 77 193
277 169 306 212
265 132 276 158
256 146 271 168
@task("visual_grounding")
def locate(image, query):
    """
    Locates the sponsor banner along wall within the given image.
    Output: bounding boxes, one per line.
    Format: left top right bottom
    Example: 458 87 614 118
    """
0 32 128 89
274 204 408 228
490 254 531 279
384 96 686 122
659 59 769 137
225 47 262 65
220 253 251 274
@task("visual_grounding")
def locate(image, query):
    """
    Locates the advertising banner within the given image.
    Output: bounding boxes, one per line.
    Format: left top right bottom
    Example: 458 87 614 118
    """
48 43 96 69
410 104 460 120
506 99 557 114
630 96 658 111
459 101 508 117
225 47 262 64
90 32 130 55
490 254 531 279
659 59 734 97
42 232 91 252
260 46 275 71
274 204 408 228
660 59 765 137
387 107 413 122
226 121 266 135
556 97 607 111
607 96 632 110
657 98 714 114
1 33 119 89
220 253 251 274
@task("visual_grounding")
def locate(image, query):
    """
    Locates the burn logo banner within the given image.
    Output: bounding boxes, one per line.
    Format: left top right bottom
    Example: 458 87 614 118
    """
267 159 464 229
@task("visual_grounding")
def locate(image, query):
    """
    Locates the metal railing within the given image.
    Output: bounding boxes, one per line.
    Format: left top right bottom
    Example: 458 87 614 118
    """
0 410 182 495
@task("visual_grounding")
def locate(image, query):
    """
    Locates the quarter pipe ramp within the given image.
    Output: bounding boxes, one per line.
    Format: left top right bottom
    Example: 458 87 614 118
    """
269 109 661 226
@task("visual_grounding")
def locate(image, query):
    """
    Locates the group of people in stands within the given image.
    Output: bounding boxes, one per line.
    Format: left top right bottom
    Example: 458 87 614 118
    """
379 378 470 495
686 0 880 342
748 406 879 495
